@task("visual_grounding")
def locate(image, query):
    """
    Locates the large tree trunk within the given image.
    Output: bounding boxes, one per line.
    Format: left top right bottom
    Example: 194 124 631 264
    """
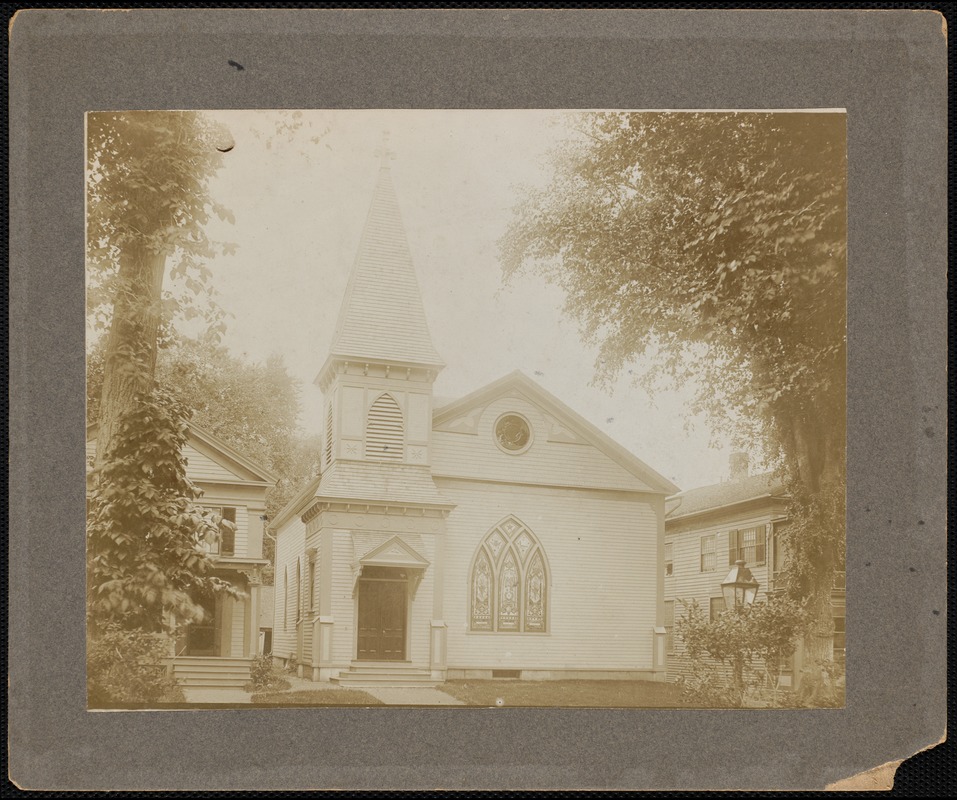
784 408 846 705
94 241 167 470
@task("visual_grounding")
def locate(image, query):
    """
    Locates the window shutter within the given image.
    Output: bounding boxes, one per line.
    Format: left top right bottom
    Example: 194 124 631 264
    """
756 526 767 564
728 529 739 564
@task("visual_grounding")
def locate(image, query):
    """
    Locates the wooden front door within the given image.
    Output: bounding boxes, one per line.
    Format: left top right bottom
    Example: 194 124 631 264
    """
357 574 407 661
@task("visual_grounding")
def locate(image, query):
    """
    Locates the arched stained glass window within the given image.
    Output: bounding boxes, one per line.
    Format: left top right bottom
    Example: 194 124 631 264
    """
471 550 493 631
469 516 549 633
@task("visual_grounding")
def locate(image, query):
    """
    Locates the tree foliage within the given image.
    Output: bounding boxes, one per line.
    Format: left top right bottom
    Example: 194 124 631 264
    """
88 110 235 471
502 111 846 672
87 389 242 631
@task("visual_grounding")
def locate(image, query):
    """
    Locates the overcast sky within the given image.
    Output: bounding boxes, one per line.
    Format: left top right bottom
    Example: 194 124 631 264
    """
183 110 748 490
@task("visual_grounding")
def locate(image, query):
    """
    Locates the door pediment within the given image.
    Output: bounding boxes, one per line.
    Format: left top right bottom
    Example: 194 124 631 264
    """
350 534 430 596
358 534 430 569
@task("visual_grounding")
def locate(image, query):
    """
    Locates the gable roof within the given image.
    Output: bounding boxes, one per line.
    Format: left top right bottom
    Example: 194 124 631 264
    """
433 370 680 496
269 472 323 532
322 160 444 372
665 471 787 521
86 420 278 486
315 460 454 509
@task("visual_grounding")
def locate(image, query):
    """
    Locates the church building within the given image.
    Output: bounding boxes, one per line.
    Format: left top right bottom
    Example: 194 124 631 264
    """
270 153 679 686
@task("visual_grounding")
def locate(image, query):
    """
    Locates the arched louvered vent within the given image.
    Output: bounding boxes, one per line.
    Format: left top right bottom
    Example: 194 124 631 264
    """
324 400 333 466
365 393 404 461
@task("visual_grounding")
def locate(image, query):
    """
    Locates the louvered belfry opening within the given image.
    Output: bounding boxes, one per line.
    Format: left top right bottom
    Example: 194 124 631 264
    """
365 393 404 461
324 400 334 466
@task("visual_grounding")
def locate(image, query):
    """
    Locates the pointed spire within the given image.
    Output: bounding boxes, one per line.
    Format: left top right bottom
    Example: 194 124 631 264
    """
324 140 444 371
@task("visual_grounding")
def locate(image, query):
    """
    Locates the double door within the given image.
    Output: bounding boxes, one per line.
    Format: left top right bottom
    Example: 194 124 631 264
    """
357 576 407 661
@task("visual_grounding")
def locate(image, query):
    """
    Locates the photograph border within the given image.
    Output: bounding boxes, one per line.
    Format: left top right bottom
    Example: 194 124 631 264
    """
8 8 947 790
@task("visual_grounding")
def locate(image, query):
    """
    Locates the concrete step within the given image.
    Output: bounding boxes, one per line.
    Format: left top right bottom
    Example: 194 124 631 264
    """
178 676 250 688
347 663 425 673
336 680 441 689
173 667 249 675
332 671 437 687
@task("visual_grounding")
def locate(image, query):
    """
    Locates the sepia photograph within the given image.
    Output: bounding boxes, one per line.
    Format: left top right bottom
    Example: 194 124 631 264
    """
85 108 847 710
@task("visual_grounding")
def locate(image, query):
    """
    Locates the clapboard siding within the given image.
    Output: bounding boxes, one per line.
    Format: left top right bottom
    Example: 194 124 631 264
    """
441 481 658 671
432 396 651 492
329 531 355 665
664 510 774 682
273 514 306 660
182 443 245 482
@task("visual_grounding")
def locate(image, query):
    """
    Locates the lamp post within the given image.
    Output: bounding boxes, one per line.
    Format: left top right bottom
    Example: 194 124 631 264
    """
721 560 760 610
720 560 760 705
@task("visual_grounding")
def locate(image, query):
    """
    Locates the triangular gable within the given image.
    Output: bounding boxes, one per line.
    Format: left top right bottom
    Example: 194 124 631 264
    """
186 425 277 485
432 370 680 496
357 534 430 569
86 421 277 486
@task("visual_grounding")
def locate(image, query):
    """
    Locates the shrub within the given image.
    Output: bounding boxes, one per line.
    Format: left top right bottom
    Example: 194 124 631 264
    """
88 623 184 706
245 653 291 693
675 595 808 707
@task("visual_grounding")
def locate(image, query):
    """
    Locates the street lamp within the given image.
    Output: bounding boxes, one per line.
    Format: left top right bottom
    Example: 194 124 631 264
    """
721 560 760 610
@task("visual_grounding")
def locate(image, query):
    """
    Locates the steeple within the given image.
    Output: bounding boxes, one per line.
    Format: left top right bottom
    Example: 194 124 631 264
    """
316 135 444 472
318 133 444 387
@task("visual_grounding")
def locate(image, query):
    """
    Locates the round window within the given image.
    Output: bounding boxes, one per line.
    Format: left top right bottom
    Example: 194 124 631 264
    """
495 414 532 453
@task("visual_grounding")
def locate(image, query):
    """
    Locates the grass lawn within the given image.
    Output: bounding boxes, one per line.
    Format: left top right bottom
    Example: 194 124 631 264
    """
251 689 384 706
441 679 692 708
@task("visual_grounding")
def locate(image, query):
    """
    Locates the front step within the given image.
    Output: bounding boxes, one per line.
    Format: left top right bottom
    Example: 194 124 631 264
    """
331 662 439 688
170 656 253 688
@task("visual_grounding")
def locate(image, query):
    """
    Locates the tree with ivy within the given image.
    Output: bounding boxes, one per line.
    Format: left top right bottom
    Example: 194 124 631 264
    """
86 111 239 635
88 334 321 582
502 112 846 694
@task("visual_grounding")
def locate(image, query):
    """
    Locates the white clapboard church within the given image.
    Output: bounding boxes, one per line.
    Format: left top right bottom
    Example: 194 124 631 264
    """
270 152 679 686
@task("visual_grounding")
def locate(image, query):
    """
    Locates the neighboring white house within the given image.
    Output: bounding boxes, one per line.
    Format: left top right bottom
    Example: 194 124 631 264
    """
664 453 846 692
88 422 276 687
270 156 679 687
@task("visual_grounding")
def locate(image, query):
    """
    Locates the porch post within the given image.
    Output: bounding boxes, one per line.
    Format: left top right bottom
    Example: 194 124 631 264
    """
246 576 262 657
430 524 447 680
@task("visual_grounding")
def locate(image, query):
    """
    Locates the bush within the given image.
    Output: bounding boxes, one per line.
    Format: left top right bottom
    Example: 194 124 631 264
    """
88 623 184 706
245 653 291 693
675 596 808 707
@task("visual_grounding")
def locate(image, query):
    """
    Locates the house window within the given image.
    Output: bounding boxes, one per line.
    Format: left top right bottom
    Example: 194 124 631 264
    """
729 526 766 566
709 596 727 621
365 393 404 461
283 568 288 631
296 560 302 623
700 534 716 572
469 516 549 633
664 600 675 653
202 506 237 556
664 542 674 577
309 560 316 611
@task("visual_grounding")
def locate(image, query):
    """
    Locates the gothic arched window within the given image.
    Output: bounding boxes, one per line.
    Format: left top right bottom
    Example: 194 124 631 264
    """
365 393 404 461
469 516 549 633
